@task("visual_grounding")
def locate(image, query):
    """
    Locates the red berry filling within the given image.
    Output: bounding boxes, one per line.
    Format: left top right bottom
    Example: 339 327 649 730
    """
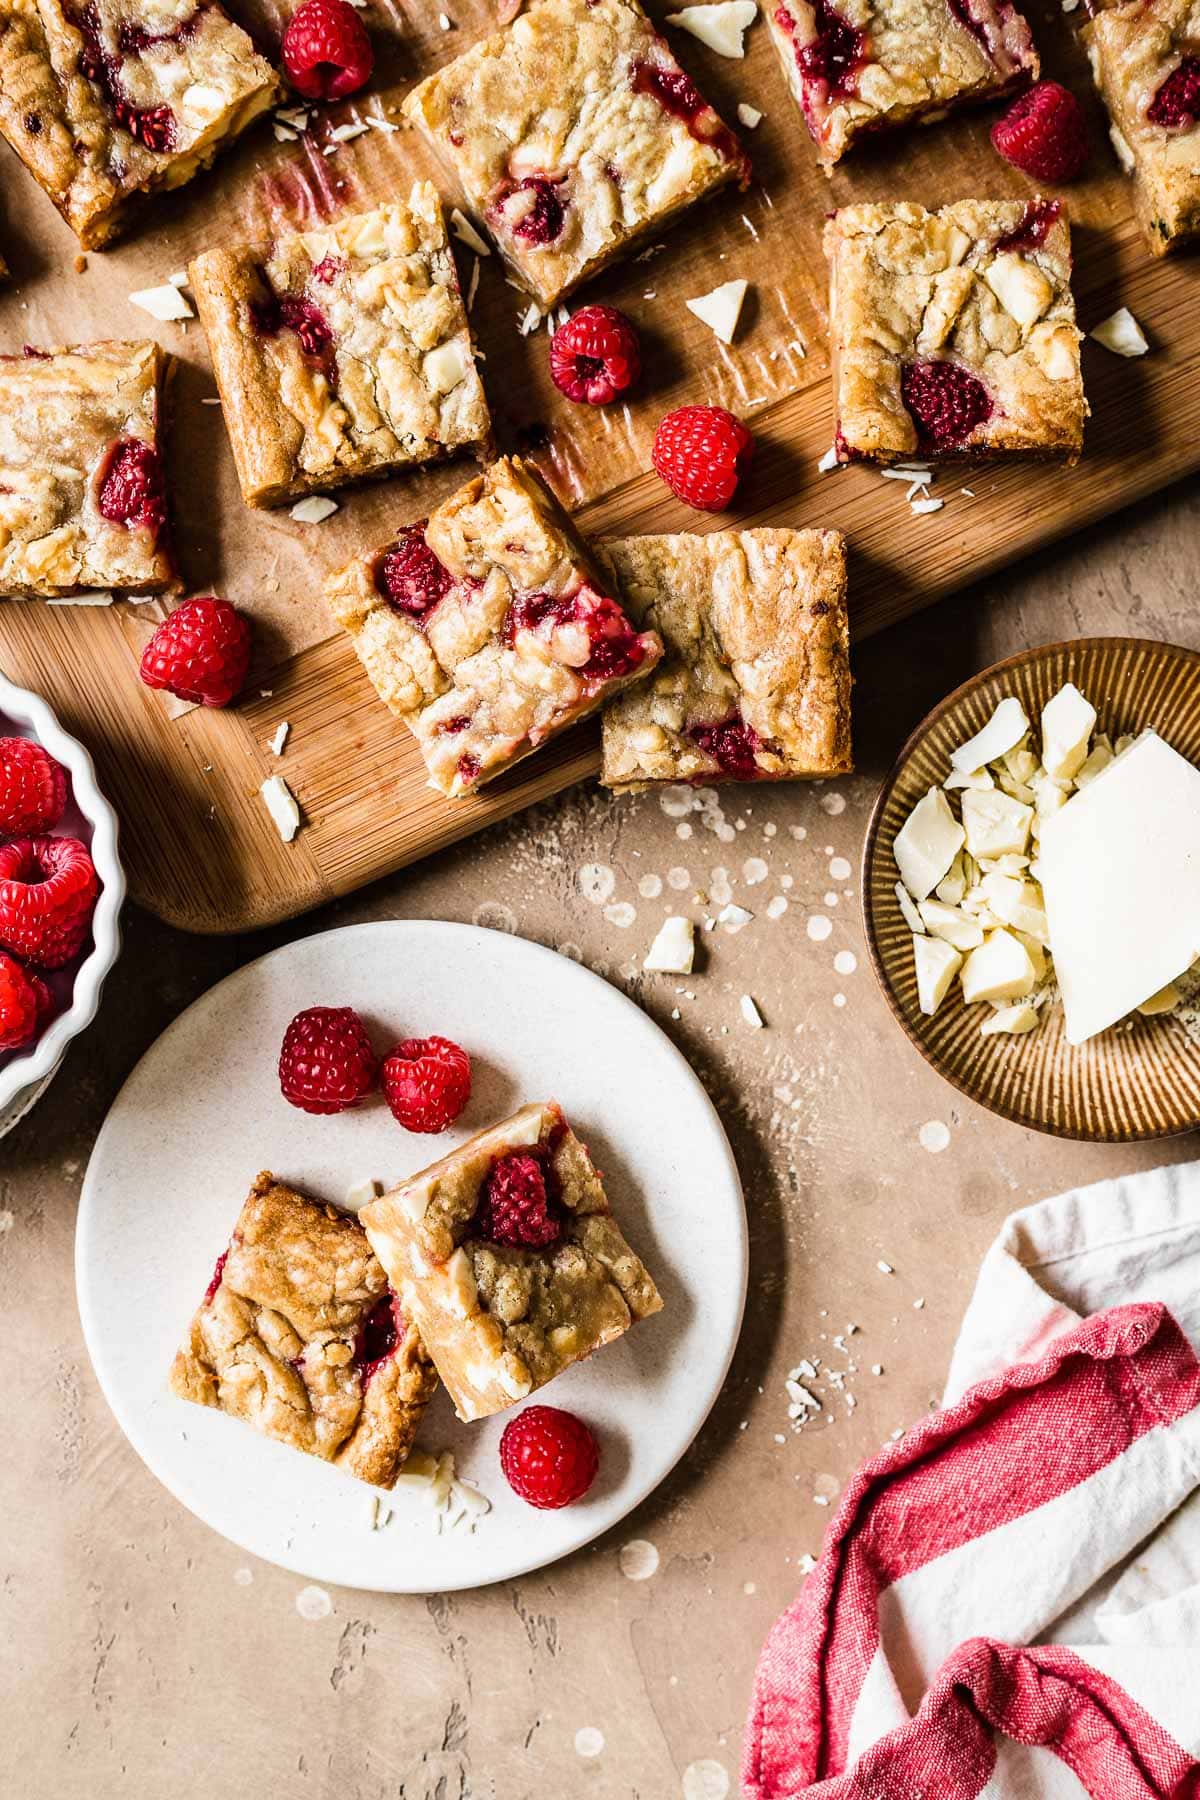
381 1034 472 1133
1148 56 1200 128
251 290 334 362
475 1151 560 1248
278 1004 378 1115
311 254 346 284
994 197 1062 253
499 1405 599 1509
900 360 993 452
67 2 180 150
630 58 747 171
549 305 641 406
378 524 454 622
457 752 481 786
503 586 647 683
203 1247 230 1307
789 0 866 97
991 84 1089 182
98 438 166 536
492 175 566 247
282 0 374 101
688 714 764 780
354 1292 405 1385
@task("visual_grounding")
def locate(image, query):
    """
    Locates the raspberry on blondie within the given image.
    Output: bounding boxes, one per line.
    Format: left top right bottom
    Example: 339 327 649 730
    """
402 0 749 310
767 0 1039 170
599 529 853 789
326 454 662 798
361 1102 664 1423
189 187 492 510
169 1172 437 1488
0 0 280 250
1084 0 1200 256
0 339 174 599
826 198 1087 463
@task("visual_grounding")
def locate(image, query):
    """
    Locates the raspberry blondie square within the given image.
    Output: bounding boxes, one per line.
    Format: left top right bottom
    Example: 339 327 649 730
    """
361 1102 663 1422
0 339 173 598
169 1172 437 1488
1085 0 1200 256
327 455 662 798
826 198 1087 463
402 0 749 310
599 529 852 789
0 0 279 250
190 187 492 509
768 0 1039 170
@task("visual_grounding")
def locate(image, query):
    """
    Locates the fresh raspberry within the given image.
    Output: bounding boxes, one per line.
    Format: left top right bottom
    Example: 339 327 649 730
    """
0 737 67 835
688 714 763 779
98 438 167 536
492 175 566 246
0 951 39 1051
26 970 56 1030
0 836 98 969
281 0 373 100
991 82 1090 182
378 525 453 622
652 405 754 511
499 1406 600 1509
139 597 252 708
278 1005 378 1114
549 305 641 406
475 1152 560 1248
1148 57 1200 128
381 1034 472 1133
900 360 993 453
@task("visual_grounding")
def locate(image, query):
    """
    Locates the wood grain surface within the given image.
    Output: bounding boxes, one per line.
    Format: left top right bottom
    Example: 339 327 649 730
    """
0 0 1198 934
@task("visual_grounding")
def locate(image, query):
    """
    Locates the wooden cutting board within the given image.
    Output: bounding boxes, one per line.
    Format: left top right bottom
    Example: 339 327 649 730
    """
0 0 1198 934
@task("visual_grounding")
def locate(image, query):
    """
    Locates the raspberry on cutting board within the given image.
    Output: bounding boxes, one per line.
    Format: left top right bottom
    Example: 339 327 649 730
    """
991 82 1090 182
139 597 252 709
549 306 641 406
652 405 755 510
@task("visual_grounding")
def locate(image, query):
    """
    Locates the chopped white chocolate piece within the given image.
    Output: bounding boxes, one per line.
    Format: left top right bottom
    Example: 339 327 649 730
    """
345 1178 381 1208
894 787 965 901
1137 981 1181 1017
450 208 492 256
260 775 301 842
980 1002 1039 1037
290 495 338 523
944 766 994 792
686 278 749 345
1038 731 1200 1043
913 935 962 1016
665 0 757 56
644 915 695 974
934 852 967 906
950 697 1029 774
979 873 1050 945
740 993 765 1028
1040 683 1096 782
917 899 984 952
1090 308 1148 357
960 929 1038 1005
269 721 290 756
129 283 195 321
737 102 763 128
961 788 1033 860
1073 742 1112 788
894 881 925 934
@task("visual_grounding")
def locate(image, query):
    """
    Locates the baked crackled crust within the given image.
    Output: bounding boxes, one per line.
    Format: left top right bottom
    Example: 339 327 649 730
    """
0 0 279 250
0 339 174 598
362 1102 663 1423
190 187 492 509
769 0 1038 170
403 0 748 309
599 529 853 789
826 198 1088 462
169 1172 437 1489
326 454 662 798
1085 0 1200 256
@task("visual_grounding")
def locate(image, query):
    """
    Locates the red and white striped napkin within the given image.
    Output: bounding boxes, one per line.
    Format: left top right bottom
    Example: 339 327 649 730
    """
744 1162 1200 1799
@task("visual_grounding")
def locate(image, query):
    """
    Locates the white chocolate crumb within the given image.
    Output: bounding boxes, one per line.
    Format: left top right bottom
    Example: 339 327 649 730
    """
129 282 194 321
290 495 338 523
740 994 765 1029
260 775 301 843
269 721 289 757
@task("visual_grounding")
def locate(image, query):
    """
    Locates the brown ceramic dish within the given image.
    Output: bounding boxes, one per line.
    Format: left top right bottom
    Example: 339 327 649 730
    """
862 637 1200 1143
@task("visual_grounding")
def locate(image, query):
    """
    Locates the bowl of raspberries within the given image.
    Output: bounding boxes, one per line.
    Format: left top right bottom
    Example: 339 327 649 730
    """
0 671 123 1135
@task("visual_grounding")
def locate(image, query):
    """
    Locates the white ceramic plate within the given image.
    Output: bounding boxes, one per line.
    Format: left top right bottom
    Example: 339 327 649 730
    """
77 921 746 1592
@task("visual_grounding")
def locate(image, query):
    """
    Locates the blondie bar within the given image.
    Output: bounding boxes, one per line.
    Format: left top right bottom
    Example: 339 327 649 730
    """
190 188 492 510
1085 0 1200 256
169 1172 437 1488
826 199 1087 463
402 0 749 310
768 0 1039 170
361 1102 663 1423
327 455 662 798
599 529 852 789
0 339 174 598
0 0 279 251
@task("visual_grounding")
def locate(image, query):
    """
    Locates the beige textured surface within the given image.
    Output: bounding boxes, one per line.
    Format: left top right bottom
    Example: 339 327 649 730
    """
4 485 1199 1798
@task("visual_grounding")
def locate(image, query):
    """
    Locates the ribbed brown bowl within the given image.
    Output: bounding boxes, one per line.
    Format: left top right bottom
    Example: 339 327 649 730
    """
863 637 1200 1142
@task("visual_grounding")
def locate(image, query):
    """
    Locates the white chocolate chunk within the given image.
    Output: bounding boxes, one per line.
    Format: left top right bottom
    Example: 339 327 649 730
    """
665 0 757 57
934 851 967 906
917 899 984 952
686 278 749 345
984 254 1053 328
1040 683 1096 781
913 935 962 1016
441 1248 478 1318
129 283 194 321
644 915 695 974
740 993 765 1029
944 766 994 792
260 775 300 842
961 929 1038 1004
737 102 763 128
291 495 338 523
961 788 1033 860
894 787 965 901
980 1002 1039 1037
894 881 925 934
422 340 470 394
450 208 492 256
950 697 1029 774
979 873 1050 945
1091 307 1148 357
